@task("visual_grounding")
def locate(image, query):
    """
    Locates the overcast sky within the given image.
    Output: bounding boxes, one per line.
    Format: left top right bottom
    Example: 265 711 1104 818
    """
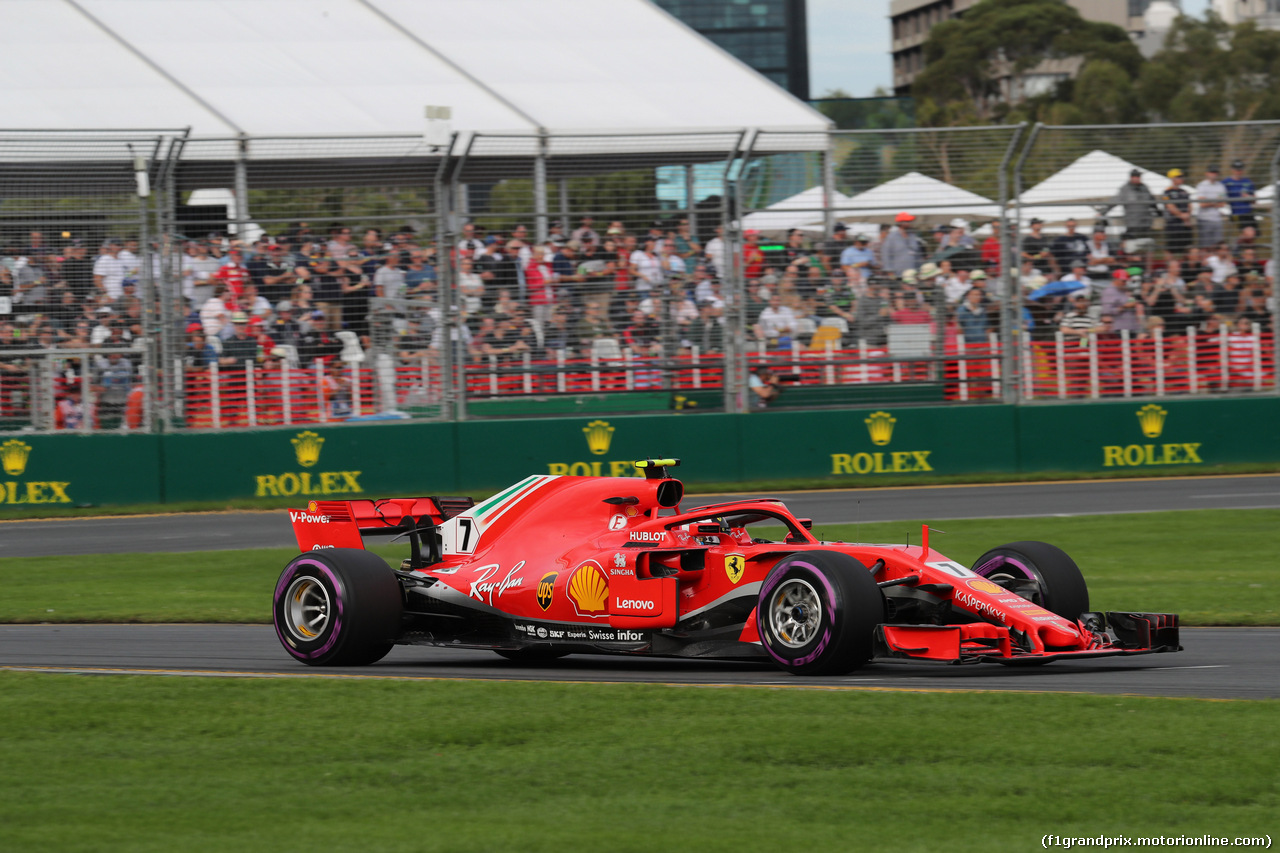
807 0 1212 98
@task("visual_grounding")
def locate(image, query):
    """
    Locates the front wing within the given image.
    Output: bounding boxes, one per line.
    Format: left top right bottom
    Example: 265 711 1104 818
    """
874 612 1181 665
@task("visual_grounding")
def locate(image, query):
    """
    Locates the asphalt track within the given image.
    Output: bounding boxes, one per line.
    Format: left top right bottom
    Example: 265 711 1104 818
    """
1 625 1273 700
3 473 1279 558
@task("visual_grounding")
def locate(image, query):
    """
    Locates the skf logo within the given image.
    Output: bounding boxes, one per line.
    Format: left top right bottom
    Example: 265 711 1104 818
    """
865 411 896 446
292 431 325 467
1102 405 1202 468
583 420 615 456
1 440 72 505
1137 404 1167 438
831 410 932 476
2 439 32 476
725 554 746 585
967 579 1006 596
255 430 364 497
537 571 558 611
567 561 609 618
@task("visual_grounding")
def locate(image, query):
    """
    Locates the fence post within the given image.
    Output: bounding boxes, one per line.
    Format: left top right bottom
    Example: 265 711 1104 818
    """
209 361 220 430
246 359 257 427
723 129 751 415
1005 122 1035 404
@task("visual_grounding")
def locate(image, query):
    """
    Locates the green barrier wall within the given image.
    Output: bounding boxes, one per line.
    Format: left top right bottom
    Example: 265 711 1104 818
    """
737 405 1018 481
162 422 456 503
0 434 160 507
1017 397 1280 473
6 397 1278 509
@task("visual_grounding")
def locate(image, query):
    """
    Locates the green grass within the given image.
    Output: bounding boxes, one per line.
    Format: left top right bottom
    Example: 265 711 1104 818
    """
1 462 1277 519
2 509 1277 626
0 673 1274 852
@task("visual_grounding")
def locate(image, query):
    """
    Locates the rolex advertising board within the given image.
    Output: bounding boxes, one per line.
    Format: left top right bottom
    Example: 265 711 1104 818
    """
1016 397 1280 472
737 405 1019 481
160 421 456 502
454 413 742 489
0 434 159 508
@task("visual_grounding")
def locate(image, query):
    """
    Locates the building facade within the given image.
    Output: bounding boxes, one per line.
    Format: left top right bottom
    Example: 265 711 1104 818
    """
652 0 810 99
1210 0 1280 28
890 0 1165 95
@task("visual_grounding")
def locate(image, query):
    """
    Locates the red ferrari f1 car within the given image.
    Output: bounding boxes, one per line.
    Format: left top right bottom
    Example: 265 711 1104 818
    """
272 460 1181 675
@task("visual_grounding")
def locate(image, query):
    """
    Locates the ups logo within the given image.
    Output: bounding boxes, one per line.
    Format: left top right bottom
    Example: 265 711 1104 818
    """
537 571 558 611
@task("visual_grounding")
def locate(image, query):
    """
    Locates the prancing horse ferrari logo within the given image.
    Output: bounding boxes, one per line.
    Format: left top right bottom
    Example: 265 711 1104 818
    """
725 554 745 585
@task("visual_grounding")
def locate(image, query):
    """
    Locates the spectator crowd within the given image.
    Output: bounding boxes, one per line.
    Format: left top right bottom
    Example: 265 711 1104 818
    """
1 159 1274 426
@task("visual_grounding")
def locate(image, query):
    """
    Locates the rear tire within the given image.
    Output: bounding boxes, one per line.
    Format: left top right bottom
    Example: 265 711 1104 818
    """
756 551 885 676
972 540 1089 622
273 549 402 666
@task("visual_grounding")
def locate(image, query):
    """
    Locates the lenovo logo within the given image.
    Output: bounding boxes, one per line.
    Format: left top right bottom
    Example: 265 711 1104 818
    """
616 599 657 610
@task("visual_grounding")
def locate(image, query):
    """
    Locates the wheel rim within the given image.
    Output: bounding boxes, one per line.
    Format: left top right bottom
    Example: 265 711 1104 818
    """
767 578 823 648
284 576 331 642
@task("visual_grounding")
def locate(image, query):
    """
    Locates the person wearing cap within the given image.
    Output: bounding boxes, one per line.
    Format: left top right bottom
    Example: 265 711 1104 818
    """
881 212 922 274
1108 168 1161 253
267 300 302 349
1222 159 1257 232
1193 165 1229 250
1100 269 1143 334
219 311 257 367
839 233 875 282
1161 169 1193 255
1021 218 1053 271
818 222 850 269
247 242 295 305
1060 293 1099 341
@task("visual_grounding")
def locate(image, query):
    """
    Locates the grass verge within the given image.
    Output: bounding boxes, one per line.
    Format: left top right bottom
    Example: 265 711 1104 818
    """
0 673 1275 853
1 462 1277 520
1 509 1276 626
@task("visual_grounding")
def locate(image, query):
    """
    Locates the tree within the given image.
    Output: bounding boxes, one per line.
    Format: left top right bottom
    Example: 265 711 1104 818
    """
1136 15 1280 123
912 0 1140 126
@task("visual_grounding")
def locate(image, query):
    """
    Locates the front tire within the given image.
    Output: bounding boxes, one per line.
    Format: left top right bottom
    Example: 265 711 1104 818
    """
972 540 1089 622
756 551 885 676
273 549 403 666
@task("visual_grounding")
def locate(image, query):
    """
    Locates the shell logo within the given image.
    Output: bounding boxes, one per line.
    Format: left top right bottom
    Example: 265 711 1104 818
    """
967 579 1007 595
568 561 609 617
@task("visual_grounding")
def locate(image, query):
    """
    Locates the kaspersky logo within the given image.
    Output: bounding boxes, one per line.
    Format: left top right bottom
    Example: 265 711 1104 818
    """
1 440 72 504
1103 405 1202 467
255 431 364 497
548 420 639 477
830 410 933 475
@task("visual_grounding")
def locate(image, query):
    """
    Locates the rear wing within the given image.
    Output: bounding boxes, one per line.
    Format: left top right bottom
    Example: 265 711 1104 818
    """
289 496 475 566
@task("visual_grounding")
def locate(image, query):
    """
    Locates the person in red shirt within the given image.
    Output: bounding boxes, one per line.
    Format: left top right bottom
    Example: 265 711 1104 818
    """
214 248 250 300
980 220 1002 274
743 230 765 281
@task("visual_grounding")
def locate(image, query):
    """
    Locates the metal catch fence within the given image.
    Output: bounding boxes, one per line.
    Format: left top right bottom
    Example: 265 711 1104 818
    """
0 121 1275 433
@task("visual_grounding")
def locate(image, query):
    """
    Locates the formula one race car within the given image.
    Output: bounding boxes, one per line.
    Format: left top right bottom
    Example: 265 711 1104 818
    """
272 460 1181 675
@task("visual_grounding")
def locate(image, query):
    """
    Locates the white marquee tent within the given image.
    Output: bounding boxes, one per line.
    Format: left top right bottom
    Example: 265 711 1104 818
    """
740 186 856 233
4 0 830 157
835 171 1001 223
1014 150 1168 226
